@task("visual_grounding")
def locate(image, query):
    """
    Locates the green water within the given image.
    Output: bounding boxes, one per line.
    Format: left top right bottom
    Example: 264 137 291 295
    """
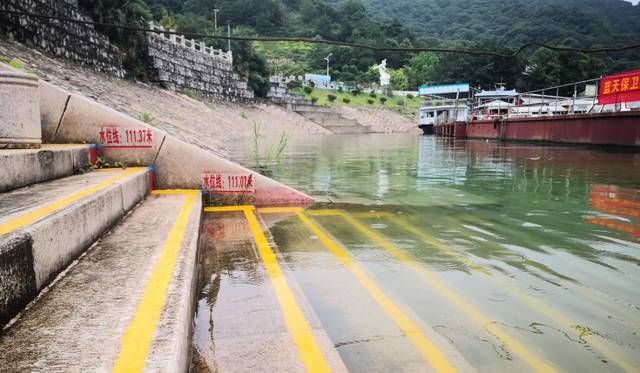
220 134 640 371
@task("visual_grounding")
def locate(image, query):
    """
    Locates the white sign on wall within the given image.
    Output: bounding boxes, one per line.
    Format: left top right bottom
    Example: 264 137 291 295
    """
418 83 470 96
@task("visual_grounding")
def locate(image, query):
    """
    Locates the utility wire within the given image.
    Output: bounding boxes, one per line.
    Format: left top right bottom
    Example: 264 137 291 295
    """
1 9 640 58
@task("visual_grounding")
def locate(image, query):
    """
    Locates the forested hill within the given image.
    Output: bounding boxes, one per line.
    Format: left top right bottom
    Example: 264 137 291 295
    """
358 0 640 47
79 0 640 96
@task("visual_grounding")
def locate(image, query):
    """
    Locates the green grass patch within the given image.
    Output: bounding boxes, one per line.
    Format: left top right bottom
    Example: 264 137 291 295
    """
0 55 38 75
292 87 422 112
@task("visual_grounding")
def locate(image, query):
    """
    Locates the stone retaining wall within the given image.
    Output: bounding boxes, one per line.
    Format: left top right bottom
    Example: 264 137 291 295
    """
0 0 125 77
146 25 254 103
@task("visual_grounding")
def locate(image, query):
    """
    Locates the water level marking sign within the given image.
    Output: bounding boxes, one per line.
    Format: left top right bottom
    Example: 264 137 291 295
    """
99 126 154 148
202 172 255 193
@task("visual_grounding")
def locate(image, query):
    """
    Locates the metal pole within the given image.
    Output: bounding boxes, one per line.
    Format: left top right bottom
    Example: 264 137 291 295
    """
572 83 577 114
555 87 559 117
213 8 219 30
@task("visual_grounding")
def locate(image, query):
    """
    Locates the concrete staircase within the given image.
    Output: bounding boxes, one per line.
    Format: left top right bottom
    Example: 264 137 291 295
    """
294 105 373 134
0 145 202 371
0 60 312 371
0 67 203 370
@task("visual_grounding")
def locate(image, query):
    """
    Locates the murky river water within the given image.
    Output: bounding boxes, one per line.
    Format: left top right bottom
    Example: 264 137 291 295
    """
193 134 640 372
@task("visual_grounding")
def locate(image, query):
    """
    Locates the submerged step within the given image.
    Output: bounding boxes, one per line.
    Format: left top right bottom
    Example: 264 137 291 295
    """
0 167 149 326
0 190 201 372
0 144 95 193
196 208 347 372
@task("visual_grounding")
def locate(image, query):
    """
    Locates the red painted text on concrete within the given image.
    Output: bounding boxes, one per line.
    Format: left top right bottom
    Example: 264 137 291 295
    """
99 126 154 148
202 172 255 193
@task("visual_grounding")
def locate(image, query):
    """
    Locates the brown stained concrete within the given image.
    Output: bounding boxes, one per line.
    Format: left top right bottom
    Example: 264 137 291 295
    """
0 193 201 372
192 213 347 372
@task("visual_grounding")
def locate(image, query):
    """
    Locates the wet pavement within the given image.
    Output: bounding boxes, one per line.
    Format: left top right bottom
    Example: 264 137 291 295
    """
193 134 640 372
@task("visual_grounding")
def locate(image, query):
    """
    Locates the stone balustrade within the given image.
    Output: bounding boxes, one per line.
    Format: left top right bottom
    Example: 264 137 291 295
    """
148 23 233 66
146 23 253 103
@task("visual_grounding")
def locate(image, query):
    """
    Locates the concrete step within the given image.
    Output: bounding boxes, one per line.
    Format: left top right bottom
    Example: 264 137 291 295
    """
0 167 149 326
0 190 201 372
0 144 95 193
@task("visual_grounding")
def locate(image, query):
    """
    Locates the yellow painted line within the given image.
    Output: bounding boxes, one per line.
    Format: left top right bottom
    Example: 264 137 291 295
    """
287 208 456 373
258 207 300 214
204 205 253 213
352 212 636 372
113 191 200 372
272 208 636 371
348 212 487 274
315 209 555 373
0 167 147 236
152 189 201 196
443 220 638 372
208 206 331 372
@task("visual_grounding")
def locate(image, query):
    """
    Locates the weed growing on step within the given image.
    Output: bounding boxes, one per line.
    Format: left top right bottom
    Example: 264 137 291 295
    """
91 157 127 170
240 111 248 119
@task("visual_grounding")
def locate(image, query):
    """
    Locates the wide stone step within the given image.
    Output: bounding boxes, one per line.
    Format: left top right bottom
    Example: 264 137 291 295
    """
0 190 201 372
0 167 149 325
0 144 94 193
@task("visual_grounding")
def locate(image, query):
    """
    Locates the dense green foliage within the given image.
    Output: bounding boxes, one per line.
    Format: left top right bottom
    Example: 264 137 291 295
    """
78 0 152 77
79 0 640 95
362 0 640 88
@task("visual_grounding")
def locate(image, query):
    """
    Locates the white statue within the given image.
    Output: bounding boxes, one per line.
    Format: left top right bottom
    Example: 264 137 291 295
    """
378 59 391 87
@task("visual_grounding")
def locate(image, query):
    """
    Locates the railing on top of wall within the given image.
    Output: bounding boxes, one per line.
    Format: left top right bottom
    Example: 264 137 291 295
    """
471 78 639 121
148 23 233 65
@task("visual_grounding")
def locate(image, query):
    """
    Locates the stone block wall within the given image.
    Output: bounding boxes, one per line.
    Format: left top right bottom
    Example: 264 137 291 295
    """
0 0 124 77
146 25 254 103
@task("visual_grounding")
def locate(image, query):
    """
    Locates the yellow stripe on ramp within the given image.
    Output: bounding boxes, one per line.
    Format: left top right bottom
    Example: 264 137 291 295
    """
206 206 331 373
358 211 635 373
0 167 147 236
261 207 457 373
113 190 200 372
317 209 556 373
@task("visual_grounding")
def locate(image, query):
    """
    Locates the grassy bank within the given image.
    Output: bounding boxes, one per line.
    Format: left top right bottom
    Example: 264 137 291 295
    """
291 87 423 113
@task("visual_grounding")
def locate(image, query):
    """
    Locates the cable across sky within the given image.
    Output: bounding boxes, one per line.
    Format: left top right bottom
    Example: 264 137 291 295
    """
1 9 640 58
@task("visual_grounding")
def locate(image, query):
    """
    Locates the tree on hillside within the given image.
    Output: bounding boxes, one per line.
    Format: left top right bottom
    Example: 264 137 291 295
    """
405 52 439 88
523 49 606 92
78 0 152 77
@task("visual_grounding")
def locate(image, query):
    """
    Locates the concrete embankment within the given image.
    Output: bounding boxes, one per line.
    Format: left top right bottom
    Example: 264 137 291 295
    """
0 52 315 372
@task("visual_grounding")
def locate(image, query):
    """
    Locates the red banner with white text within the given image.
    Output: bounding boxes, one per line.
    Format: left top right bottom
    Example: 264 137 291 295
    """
598 69 640 105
